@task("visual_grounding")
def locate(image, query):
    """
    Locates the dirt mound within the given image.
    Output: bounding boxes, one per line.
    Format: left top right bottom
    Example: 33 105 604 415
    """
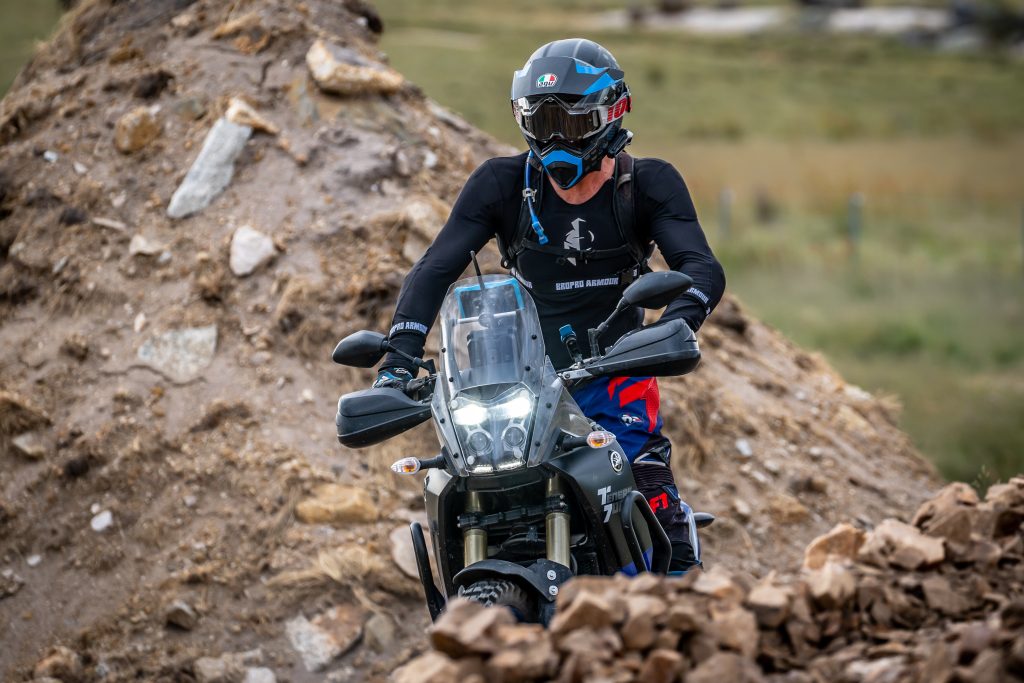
0 0 949 681
404 478 1024 682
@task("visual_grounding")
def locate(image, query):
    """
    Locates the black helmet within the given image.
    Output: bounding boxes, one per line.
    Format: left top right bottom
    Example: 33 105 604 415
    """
511 38 631 189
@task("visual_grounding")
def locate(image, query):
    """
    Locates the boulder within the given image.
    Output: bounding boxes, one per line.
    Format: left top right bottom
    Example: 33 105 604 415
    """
430 598 515 657
285 605 364 672
294 483 378 525
912 482 979 528
709 604 759 657
392 652 476 683
550 589 617 636
912 482 980 545
486 624 558 680
389 524 434 579
921 575 972 616
692 566 745 604
858 518 945 570
806 560 856 609
803 522 865 570
688 651 765 683
167 118 252 219
639 649 684 683
229 225 276 276
305 39 404 96
114 106 162 153
621 595 667 650
746 577 793 628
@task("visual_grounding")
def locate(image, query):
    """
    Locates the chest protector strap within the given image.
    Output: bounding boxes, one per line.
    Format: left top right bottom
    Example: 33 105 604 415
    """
499 154 653 280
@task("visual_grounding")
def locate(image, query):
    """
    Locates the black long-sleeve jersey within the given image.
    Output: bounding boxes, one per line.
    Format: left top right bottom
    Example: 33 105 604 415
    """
384 151 725 372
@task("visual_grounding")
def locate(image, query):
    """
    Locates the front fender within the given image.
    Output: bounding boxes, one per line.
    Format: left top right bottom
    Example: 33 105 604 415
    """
452 558 573 603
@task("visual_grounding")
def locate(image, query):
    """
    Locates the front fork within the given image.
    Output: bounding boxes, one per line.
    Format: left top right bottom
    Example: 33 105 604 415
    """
461 475 572 569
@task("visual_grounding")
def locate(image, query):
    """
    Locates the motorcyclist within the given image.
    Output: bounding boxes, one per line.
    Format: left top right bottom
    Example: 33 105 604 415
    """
375 38 725 572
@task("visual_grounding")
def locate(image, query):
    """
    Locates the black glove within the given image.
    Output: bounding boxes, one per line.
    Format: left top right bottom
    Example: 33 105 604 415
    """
373 366 414 392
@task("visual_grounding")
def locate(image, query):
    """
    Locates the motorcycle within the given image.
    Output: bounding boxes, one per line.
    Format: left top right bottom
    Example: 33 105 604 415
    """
332 263 713 624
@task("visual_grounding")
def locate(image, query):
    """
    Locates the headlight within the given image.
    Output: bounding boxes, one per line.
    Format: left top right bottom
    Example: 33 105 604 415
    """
453 390 532 425
450 388 534 474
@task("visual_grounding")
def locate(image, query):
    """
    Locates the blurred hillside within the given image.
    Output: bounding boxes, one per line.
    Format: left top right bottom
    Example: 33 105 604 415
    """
369 0 1024 483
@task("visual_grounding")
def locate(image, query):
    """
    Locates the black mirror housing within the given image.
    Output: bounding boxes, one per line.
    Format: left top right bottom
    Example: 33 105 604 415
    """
332 330 388 367
622 271 693 310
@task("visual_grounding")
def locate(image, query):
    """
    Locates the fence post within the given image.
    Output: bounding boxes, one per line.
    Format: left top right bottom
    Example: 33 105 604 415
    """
719 188 733 242
847 192 864 263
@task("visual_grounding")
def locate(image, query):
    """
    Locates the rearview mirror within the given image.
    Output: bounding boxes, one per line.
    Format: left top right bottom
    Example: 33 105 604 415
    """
332 330 388 367
622 271 693 310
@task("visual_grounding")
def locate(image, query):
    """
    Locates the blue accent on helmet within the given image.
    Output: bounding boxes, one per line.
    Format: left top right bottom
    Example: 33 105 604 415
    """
582 72 619 96
574 62 604 75
539 148 584 188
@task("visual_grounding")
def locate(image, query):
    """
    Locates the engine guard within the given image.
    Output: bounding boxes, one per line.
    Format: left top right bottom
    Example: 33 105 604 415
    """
453 558 574 604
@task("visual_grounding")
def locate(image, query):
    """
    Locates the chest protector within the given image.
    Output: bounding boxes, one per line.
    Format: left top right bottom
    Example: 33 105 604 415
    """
497 153 654 286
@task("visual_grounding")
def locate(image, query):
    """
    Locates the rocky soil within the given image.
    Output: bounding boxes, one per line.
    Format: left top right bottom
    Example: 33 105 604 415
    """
405 478 1024 682
0 1 978 681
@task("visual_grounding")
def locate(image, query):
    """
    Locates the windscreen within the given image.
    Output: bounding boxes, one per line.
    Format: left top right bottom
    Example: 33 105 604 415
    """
439 275 544 395
437 275 547 474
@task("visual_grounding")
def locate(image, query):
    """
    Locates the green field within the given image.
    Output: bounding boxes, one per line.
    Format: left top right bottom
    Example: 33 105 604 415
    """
371 0 1024 482
1 1 1021 481
0 0 62 95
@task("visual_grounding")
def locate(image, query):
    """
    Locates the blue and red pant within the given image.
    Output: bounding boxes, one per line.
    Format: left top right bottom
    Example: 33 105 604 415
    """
571 376 698 570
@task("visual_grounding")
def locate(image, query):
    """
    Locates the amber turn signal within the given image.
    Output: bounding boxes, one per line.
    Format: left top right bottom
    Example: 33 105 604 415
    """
390 457 421 475
586 430 616 448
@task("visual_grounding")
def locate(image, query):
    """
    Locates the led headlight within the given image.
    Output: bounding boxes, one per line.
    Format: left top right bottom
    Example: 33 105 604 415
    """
450 388 534 474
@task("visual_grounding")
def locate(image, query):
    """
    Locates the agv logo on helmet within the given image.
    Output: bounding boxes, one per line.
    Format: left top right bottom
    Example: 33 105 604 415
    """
537 73 557 87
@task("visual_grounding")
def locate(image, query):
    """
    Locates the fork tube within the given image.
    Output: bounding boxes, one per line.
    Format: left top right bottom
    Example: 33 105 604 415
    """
546 477 571 568
463 491 487 566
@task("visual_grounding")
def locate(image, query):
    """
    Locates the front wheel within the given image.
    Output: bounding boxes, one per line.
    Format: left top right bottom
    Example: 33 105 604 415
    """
459 578 536 622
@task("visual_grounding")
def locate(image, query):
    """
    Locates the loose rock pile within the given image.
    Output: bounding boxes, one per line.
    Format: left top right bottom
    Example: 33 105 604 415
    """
397 478 1024 683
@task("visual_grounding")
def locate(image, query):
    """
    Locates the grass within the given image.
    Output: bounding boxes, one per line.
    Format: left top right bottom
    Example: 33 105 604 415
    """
369 0 1024 482
0 0 62 96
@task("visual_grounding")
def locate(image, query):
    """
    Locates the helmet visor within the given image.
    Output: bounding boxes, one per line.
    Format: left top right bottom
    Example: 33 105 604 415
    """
515 94 628 146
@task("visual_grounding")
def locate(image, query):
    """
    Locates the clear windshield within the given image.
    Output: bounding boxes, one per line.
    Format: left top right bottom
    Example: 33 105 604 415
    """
439 275 544 395
437 275 546 474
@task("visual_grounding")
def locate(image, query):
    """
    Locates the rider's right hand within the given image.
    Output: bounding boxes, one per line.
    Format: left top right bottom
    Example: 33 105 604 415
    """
373 366 414 393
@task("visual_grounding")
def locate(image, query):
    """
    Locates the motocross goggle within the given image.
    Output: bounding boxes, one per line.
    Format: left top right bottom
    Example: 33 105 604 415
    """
513 91 630 149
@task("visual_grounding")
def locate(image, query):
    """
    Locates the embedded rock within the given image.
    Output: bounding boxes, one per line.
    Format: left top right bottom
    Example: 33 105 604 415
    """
305 39 404 96
167 118 252 218
858 518 945 570
11 432 46 459
114 106 162 153
803 522 865 570
137 325 218 383
294 483 378 525
285 605 364 672
229 225 276 277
